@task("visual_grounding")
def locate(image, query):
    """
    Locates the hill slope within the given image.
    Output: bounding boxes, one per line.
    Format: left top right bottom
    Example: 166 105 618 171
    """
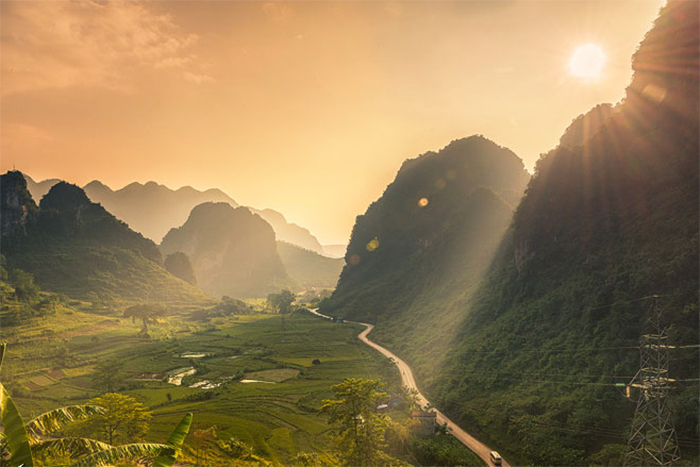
1 172 212 306
160 202 293 298
427 2 698 465
320 135 530 376
276 241 344 289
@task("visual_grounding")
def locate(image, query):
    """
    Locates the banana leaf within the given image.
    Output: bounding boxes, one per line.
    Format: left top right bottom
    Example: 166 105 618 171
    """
153 412 193 467
0 383 34 467
71 442 174 467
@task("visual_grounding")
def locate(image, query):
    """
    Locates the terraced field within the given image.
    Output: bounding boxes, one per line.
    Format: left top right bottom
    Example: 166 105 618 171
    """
3 308 400 465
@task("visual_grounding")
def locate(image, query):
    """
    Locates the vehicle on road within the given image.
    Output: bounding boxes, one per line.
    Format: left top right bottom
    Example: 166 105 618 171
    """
490 451 502 466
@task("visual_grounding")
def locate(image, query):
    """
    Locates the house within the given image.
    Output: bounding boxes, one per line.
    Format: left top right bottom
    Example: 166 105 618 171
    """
411 410 437 436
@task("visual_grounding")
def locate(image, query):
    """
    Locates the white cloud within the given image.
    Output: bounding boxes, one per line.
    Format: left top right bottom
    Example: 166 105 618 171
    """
1 0 209 95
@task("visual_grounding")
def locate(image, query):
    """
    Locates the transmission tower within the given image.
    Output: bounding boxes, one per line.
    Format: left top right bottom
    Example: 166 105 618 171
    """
624 297 680 466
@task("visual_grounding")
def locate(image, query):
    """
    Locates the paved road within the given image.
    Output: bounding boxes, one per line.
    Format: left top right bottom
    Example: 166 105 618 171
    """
308 308 510 467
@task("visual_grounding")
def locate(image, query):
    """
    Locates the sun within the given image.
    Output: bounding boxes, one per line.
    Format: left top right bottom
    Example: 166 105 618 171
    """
569 44 606 79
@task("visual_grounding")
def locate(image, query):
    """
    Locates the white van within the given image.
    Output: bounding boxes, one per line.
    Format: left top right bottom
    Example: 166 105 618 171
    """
489 451 502 466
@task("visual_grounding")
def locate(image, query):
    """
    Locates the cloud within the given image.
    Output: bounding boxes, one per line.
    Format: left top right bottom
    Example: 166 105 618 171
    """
1 0 208 95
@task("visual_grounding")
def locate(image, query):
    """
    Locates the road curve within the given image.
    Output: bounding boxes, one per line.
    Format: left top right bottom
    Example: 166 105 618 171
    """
307 308 510 467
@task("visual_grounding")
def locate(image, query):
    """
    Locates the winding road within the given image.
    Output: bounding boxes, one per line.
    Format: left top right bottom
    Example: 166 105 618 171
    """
308 308 510 467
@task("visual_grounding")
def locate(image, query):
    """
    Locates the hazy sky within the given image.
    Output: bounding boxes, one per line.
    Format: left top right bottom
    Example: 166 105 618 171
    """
1 0 664 245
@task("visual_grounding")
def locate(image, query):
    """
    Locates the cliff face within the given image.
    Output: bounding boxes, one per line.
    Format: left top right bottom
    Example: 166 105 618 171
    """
161 202 293 298
1 171 38 238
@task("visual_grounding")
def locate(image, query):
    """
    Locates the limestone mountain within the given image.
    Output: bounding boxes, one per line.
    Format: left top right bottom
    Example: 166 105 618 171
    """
321 135 530 372
252 208 325 254
23 175 327 254
160 202 293 298
323 2 699 465
1 171 38 238
83 179 240 242
1 173 212 306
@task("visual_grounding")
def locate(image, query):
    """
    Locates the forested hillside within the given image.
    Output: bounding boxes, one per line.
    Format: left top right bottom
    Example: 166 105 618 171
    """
438 2 699 464
1 172 212 306
276 241 344 289
321 136 530 378
160 202 294 298
322 2 698 465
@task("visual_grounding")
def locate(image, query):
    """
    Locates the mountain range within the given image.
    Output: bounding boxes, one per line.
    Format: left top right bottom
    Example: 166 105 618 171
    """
1 172 212 306
321 1 699 465
23 175 335 256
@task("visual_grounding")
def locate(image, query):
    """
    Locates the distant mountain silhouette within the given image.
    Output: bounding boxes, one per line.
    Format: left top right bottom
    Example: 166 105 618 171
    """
160 202 293 298
1 172 211 305
251 208 325 254
23 175 327 254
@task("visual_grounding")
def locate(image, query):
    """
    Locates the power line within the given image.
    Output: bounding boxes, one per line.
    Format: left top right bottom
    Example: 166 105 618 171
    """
625 297 681 466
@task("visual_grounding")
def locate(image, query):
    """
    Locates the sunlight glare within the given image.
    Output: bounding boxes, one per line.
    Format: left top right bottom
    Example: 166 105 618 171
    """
569 44 606 79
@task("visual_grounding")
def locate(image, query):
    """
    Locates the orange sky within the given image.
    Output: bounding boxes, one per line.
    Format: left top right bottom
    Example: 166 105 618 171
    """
1 0 664 245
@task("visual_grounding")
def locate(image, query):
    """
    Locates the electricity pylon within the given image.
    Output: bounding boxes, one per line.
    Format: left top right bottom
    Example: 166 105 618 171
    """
624 297 680 466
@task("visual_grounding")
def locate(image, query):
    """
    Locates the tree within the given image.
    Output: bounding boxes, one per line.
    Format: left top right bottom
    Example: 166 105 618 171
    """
266 289 296 314
291 452 323 467
9 268 39 302
321 378 396 467
123 303 167 336
191 425 217 466
91 359 124 392
75 393 151 445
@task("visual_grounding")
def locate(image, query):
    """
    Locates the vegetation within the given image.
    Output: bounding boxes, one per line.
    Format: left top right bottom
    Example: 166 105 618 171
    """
2 304 402 465
324 2 699 465
0 343 180 467
321 136 529 389
0 176 213 307
71 393 151 445
321 378 397 467
124 303 168 336
277 241 344 288
267 289 296 314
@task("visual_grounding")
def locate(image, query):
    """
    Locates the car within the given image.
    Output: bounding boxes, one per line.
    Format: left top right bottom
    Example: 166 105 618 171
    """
489 451 502 466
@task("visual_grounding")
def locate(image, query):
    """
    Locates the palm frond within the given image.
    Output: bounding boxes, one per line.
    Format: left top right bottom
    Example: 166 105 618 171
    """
31 437 113 459
71 442 174 467
153 413 192 467
26 405 105 441
0 383 34 467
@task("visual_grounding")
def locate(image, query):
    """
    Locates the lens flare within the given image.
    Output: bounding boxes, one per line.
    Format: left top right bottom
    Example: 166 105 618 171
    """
366 238 380 251
418 197 429 207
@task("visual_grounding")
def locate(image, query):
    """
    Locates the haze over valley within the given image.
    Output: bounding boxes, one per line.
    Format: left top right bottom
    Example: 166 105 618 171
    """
0 1 697 467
